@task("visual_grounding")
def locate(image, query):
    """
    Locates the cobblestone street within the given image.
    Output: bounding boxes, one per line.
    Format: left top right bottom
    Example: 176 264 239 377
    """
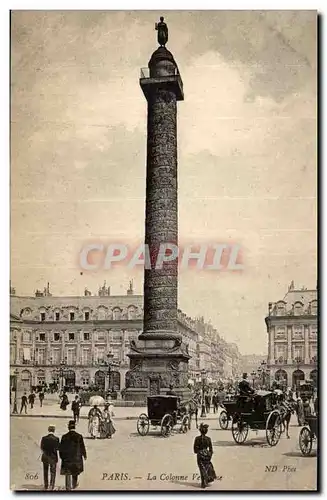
11 413 317 491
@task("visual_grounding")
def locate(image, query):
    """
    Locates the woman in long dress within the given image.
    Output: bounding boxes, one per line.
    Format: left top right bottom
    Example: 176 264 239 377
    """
88 405 102 439
193 423 217 489
100 404 116 439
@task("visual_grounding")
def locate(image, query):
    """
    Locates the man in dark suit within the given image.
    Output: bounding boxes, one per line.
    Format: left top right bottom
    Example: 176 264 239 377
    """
20 392 28 414
59 420 87 491
71 396 81 423
238 373 254 396
40 425 59 490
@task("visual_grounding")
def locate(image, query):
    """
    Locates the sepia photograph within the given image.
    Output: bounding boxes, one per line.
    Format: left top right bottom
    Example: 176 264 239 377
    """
10 9 318 491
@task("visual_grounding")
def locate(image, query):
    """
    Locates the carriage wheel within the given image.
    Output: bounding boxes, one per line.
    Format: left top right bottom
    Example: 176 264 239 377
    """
161 414 173 437
266 410 282 447
299 427 313 456
180 415 189 433
219 410 229 430
232 416 249 444
137 413 150 436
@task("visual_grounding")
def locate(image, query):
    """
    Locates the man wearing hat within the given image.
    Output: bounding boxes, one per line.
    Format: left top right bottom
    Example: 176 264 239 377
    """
238 373 254 396
59 420 87 490
40 425 60 490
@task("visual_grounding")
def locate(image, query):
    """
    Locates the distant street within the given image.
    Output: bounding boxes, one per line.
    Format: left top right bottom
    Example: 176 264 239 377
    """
11 412 317 491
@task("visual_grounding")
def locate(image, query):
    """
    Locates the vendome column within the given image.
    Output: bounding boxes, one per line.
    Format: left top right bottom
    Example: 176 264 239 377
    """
125 18 190 403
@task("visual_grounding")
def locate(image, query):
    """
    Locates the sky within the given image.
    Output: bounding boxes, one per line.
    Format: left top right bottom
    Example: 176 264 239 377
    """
10 10 317 355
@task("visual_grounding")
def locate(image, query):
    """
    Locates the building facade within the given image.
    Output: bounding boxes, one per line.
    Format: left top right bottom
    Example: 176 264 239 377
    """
265 282 318 389
10 283 241 392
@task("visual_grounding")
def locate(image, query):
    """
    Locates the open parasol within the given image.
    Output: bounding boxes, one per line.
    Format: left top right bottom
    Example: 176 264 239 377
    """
89 395 105 406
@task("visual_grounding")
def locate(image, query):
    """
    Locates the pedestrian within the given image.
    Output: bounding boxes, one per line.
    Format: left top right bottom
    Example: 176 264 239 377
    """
88 405 102 439
28 391 36 409
20 392 28 414
193 423 216 489
59 420 87 491
100 404 116 439
205 392 211 414
40 425 59 490
71 395 81 424
303 399 312 420
39 390 45 407
60 392 69 411
212 391 218 413
296 397 305 426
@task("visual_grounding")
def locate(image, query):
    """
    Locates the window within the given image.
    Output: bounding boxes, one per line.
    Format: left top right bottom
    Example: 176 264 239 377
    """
22 331 31 343
97 331 105 341
69 332 75 341
52 348 61 364
81 348 91 365
84 312 90 321
70 312 75 321
275 344 286 360
83 332 90 341
293 345 304 361
293 326 303 339
10 345 15 364
128 306 136 320
40 312 46 322
275 327 286 339
66 348 76 365
113 308 121 321
55 312 60 321
54 332 60 342
311 301 317 316
39 333 46 342
36 348 46 365
310 344 317 360
276 302 286 316
294 302 303 316
95 347 105 363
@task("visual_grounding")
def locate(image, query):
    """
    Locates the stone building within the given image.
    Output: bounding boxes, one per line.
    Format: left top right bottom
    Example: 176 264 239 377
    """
265 282 318 388
10 283 240 392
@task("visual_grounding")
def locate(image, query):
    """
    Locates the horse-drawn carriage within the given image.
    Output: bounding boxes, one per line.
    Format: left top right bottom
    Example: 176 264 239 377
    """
230 390 283 446
137 395 190 437
299 415 318 456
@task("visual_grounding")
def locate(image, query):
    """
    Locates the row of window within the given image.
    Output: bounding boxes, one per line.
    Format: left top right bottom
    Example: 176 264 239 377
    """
12 345 124 365
274 344 317 360
38 309 138 322
275 300 317 316
17 330 133 343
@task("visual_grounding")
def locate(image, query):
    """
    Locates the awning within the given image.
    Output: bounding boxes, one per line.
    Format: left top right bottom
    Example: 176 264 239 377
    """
23 348 31 361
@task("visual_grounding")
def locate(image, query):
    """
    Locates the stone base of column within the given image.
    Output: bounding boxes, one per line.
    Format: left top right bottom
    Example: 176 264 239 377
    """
124 336 191 404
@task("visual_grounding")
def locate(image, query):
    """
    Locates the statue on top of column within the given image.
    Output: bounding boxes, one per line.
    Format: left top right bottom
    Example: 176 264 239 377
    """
155 16 168 47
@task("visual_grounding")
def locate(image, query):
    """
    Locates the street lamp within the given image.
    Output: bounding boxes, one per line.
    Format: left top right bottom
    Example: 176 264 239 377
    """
200 369 206 418
106 352 114 394
12 368 19 414
260 360 267 387
257 366 262 387
251 370 256 388
58 359 67 392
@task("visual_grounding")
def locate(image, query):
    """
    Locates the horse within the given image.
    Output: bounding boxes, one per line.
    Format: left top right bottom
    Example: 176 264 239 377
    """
179 397 200 430
278 401 296 439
